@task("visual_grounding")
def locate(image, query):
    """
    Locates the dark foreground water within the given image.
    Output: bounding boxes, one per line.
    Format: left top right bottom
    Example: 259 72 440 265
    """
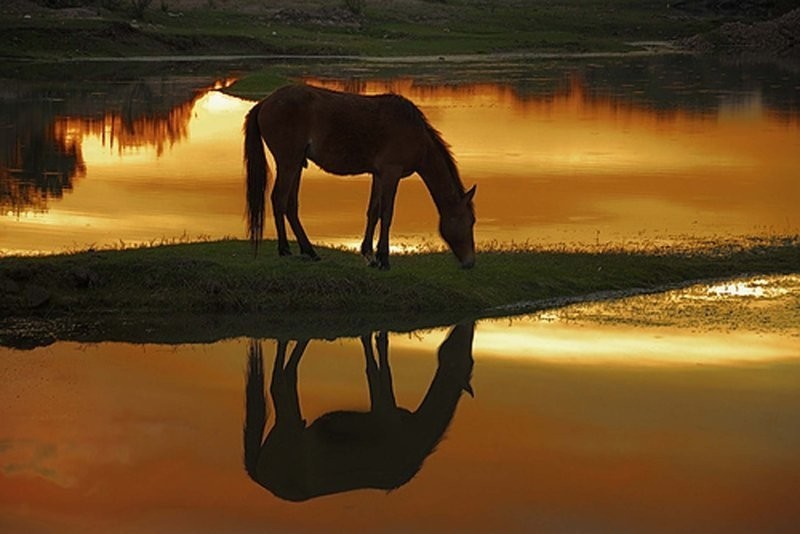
1 276 798 531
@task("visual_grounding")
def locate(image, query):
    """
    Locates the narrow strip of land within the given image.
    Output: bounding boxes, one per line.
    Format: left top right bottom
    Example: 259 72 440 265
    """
1 239 797 347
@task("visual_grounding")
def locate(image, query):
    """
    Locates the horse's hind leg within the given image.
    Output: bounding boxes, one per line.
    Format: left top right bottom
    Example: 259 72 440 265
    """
272 160 317 259
270 339 308 423
286 169 319 261
271 166 294 257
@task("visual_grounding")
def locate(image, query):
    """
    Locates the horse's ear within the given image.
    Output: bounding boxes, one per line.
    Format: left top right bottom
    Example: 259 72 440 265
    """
464 184 477 203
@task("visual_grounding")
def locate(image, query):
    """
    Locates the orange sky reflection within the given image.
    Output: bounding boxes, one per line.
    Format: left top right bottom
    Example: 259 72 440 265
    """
1 326 798 531
2 78 798 255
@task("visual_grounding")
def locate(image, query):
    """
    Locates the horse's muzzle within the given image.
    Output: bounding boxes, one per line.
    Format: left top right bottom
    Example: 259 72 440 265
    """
461 258 475 270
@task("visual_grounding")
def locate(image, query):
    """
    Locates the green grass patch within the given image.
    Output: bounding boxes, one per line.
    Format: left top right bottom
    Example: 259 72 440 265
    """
225 70 292 99
0 0 737 60
1 238 798 347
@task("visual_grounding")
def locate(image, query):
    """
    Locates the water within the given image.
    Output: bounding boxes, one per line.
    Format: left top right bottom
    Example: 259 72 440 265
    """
1 277 798 531
1 55 799 530
2 55 798 255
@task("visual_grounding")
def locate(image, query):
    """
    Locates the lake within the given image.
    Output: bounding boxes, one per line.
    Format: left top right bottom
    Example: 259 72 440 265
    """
2 54 798 255
1 53 799 531
1 275 798 531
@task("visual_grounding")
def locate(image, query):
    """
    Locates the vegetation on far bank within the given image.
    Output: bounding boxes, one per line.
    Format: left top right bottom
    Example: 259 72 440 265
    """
1 238 798 347
3 0 799 60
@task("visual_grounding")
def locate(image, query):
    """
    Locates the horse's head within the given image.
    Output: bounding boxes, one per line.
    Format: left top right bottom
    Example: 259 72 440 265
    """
439 185 477 269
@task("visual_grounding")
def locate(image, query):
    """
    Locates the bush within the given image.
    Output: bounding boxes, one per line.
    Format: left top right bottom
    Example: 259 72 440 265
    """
131 0 152 18
34 0 92 7
343 0 366 16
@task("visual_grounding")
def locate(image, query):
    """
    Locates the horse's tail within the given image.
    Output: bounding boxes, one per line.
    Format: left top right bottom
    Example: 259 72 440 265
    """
243 339 267 481
244 100 269 254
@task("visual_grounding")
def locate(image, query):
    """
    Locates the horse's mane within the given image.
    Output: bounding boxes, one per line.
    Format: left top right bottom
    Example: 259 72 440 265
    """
423 118 465 197
387 93 465 197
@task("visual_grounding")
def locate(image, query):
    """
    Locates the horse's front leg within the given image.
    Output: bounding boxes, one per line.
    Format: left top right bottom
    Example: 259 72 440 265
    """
374 331 398 414
360 333 381 408
360 175 380 267
375 174 400 270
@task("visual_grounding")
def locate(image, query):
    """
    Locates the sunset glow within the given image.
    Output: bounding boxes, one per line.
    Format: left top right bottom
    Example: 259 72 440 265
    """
2 77 798 255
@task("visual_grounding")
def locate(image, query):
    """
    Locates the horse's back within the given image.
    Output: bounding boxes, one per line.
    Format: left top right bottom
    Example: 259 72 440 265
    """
258 84 429 175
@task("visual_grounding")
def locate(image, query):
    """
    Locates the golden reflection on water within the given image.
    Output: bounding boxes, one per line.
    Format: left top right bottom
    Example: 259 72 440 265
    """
473 321 797 365
304 77 800 246
395 277 800 366
2 77 799 254
1 321 798 530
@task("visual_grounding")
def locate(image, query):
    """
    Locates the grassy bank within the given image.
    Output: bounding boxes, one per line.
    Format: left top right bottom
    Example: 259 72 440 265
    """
1 238 798 347
2 0 785 60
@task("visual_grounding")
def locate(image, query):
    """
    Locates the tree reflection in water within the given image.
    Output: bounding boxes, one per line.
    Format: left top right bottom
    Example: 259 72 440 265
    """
0 78 200 215
244 323 475 501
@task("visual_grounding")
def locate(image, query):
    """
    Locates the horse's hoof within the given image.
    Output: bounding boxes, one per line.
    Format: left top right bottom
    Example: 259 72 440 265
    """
378 262 391 271
364 254 380 268
278 249 292 257
305 254 321 262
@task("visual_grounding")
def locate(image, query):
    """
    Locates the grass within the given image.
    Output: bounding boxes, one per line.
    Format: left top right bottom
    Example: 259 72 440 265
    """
0 0 768 60
1 237 798 347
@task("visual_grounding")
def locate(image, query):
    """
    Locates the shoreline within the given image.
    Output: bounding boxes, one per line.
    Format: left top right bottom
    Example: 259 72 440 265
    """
2 238 798 349
4 44 690 64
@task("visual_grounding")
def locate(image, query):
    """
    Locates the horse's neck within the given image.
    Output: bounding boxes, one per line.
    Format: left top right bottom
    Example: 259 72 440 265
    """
412 326 473 439
418 145 463 213
410 368 464 448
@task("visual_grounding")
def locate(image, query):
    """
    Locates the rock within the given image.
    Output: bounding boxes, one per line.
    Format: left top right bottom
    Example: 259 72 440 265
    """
67 267 99 289
23 285 51 309
1 277 21 295
680 7 800 56
7 266 35 282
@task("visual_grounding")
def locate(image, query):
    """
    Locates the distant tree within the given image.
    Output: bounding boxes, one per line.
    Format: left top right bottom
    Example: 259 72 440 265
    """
131 0 152 18
343 0 366 16
34 0 92 7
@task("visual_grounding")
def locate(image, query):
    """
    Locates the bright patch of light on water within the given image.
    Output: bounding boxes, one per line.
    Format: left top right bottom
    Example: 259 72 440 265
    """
704 278 790 299
198 90 249 113
473 320 797 366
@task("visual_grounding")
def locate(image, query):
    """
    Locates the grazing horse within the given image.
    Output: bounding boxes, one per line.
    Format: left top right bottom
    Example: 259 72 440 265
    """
243 323 475 501
243 84 477 269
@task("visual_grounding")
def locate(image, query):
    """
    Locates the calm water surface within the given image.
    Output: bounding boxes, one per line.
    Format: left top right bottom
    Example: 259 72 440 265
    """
1 55 798 254
2 56 799 531
1 276 798 531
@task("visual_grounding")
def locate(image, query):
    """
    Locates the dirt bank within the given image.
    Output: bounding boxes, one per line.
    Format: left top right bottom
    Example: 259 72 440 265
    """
682 7 800 56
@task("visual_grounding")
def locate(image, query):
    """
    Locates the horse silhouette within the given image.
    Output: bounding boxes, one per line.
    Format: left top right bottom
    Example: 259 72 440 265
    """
243 84 476 269
243 323 475 501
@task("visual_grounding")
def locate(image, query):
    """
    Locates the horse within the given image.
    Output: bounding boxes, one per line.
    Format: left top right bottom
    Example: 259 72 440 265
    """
243 323 475 502
243 84 477 270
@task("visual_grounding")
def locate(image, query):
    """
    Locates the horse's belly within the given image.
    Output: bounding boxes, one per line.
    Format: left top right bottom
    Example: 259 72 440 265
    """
307 143 373 176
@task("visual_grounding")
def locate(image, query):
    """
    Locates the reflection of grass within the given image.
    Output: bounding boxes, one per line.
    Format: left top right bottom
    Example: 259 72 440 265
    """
548 274 800 334
224 71 292 99
1 237 798 345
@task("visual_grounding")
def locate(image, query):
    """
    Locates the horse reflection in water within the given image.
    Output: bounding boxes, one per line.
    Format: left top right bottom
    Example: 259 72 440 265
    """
244 323 475 501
